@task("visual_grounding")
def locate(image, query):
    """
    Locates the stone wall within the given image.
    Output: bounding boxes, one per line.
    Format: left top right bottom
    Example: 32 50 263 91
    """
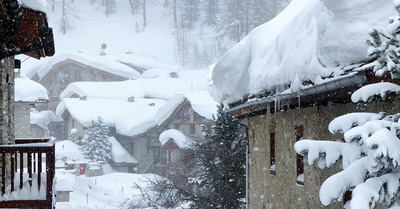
0 56 15 144
247 99 400 209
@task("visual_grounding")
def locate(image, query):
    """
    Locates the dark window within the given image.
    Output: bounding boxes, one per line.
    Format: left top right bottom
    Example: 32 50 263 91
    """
295 125 304 185
269 126 276 175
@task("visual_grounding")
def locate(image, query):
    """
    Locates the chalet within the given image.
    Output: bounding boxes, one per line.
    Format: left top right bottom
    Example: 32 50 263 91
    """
0 0 56 208
209 0 395 208
26 53 142 110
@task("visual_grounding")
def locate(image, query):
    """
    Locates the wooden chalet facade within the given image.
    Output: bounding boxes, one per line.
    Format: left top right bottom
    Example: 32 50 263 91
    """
0 0 56 208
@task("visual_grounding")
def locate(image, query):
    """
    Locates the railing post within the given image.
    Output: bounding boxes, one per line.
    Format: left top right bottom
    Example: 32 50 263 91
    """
10 153 14 192
46 143 55 209
2 153 6 195
19 152 23 190
38 152 42 191
27 152 32 187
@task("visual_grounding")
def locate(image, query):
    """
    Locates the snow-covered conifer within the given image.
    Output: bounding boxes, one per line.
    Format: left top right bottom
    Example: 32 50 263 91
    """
81 117 112 163
104 0 116 17
367 1 400 79
191 105 246 208
69 128 79 145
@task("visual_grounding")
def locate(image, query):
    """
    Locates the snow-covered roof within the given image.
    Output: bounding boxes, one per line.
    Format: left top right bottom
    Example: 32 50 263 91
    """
60 69 210 100
15 77 49 102
57 68 216 136
18 0 49 13
55 140 86 162
30 109 62 129
24 52 141 80
56 97 165 136
108 137 137 164
155 91 217 126
210 0 394 104
159 129 193 149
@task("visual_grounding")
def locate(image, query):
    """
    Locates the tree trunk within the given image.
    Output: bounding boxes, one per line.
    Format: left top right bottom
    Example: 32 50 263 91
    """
143 0 147 28
62 0 66 34
173 0 177 28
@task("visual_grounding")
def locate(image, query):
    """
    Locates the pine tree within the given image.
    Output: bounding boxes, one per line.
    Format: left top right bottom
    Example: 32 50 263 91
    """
192 105 246 208
104 0 116 17
81 117 112 163
181 0 199 29
69 128 79 145
203 0 219 26
59 0 79 34
367 0 400 79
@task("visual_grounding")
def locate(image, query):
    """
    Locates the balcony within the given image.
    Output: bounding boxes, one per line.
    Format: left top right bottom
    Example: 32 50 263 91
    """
0 138 55 209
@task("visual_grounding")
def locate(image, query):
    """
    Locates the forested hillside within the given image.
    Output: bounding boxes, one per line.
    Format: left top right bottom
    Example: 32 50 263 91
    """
44 0 290 68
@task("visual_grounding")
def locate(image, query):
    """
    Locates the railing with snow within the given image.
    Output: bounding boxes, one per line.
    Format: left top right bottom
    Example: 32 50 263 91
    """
0 138 55 209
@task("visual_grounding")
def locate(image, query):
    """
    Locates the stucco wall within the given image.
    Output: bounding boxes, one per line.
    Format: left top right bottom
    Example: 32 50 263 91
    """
247 99 400 209
14 103 30 138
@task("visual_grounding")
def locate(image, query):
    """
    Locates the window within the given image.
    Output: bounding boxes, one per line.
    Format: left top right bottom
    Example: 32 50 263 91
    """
295 125 304 185
269 126 276 175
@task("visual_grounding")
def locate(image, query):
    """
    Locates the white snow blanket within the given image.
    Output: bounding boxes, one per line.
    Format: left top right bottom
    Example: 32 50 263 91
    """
210 0 395 104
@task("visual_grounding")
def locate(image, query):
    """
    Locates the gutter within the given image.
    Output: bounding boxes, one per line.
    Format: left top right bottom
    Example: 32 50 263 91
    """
227 72 367 114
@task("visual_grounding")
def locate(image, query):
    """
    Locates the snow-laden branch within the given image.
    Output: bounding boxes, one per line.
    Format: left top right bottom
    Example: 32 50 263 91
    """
294 140 361 169
328 113 384 134
351 82 400 103
350 173 400 209
344 120 397 145
319 157 369 205
366 128 400 173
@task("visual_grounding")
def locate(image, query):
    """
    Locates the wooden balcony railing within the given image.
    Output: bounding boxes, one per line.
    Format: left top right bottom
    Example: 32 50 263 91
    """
0 138 55 209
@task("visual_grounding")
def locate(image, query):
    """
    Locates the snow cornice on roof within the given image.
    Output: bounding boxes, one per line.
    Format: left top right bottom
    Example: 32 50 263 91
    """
227 72 368 118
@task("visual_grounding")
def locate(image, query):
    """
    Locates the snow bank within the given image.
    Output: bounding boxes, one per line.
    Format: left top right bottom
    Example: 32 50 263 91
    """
210 0 394 103
159 129 193 149
15 77 48 102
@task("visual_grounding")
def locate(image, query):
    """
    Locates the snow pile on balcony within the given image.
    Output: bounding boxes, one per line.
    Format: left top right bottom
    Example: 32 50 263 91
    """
15 77 48 102
210 0 394 104
159 129 193 149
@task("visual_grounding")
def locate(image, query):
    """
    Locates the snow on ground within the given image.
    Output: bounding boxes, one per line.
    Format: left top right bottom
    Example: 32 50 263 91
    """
55 171 160 209
55 140 161 209
210 0 395 104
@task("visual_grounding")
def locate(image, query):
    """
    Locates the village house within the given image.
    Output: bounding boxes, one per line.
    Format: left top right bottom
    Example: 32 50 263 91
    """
209 0 396 208
0 0 56 208
25 53 142 111
55 70 216 176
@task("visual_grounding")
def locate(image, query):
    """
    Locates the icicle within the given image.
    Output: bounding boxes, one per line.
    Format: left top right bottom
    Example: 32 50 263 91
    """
298 92 301 115
266 102 271 118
